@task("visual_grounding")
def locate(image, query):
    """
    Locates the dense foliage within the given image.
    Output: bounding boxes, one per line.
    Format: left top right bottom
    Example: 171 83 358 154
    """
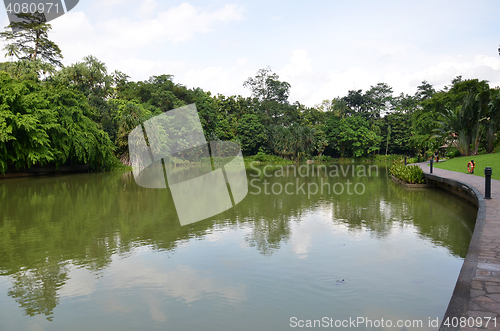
0 72 115 173
0 15 499 173
389 164 425 184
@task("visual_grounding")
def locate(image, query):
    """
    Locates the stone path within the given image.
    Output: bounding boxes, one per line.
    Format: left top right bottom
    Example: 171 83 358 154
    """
416 162 500 330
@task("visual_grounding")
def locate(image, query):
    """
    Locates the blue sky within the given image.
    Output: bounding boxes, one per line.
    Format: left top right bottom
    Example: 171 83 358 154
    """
1 0 499 106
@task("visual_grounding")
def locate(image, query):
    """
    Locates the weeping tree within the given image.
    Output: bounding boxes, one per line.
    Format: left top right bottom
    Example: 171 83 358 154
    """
0 72 116 174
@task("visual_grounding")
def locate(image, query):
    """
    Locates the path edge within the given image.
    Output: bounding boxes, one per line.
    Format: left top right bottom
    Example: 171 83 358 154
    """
423 173 486 331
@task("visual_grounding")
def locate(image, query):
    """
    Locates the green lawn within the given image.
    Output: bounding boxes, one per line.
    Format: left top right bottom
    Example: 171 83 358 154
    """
432 152 500 180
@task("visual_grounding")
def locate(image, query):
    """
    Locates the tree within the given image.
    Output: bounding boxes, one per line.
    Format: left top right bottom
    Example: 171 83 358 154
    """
0 58 55 80
342 89 367 115
415 81 435 102
411 94 442 155
243 67 290 104
237 114 266 155
112 99 152 162
325 114 380 157
243 68 293 127
0 72 115 174
330 97 349 118
365 82 394 117
431 79 490 156
0 13 63 67
3 43 19 61
385 125 391 155
52 55 113 99
486 88 500 153
392 93 417 114
382 112 413 155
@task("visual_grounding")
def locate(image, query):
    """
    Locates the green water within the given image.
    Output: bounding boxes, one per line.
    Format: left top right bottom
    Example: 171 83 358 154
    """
0 165 476 330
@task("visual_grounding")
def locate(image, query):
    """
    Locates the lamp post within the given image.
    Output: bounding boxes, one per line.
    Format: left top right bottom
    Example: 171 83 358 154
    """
485 167 492 199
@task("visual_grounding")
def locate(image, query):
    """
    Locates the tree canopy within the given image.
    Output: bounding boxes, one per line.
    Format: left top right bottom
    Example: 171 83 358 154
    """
0 13 63 68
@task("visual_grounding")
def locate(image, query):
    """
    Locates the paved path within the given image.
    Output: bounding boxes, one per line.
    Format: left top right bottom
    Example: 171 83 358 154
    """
416 162 500 330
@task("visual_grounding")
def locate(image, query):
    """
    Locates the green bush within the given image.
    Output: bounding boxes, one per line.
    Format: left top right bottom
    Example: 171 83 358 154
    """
406 157 418 164
389 163 425 184
244 153 292 164
446 148 461 158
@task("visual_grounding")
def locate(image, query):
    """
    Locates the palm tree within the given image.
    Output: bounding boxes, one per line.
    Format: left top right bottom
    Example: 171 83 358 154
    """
434 106 470 156
3 44 19 61
433 80 489 156
486 89 500 153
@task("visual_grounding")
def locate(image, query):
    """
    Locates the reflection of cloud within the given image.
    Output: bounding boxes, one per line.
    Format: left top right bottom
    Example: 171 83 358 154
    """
142 291 167 323
289 212 340 259
107 259 247 304
58 252 247 313
26 315 46 331
58 267 98 299
101 291 135 314
291 231 312 259
158 265 246 303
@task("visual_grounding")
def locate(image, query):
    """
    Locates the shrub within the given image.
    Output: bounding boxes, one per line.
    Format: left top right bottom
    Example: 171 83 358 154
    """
406 157 418 164
244 153 292 164
446 148 461 158
389 163 425 184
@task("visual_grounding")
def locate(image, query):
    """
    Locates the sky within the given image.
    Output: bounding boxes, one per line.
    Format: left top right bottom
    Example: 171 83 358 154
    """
0 0 499 107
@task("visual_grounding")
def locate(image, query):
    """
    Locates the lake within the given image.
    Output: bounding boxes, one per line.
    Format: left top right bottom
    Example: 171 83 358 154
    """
0 164 476 330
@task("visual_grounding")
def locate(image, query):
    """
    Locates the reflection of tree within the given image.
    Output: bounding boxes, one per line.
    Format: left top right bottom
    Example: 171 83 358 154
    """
0 164 477 318
328 173 476 258
8 262 68 321
245 216 291 255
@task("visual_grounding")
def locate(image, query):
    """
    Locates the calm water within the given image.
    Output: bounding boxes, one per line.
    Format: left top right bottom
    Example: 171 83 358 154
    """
0 164 476 331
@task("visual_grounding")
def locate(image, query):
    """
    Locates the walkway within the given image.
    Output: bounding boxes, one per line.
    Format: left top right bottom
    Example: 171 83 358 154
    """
416 162 500 331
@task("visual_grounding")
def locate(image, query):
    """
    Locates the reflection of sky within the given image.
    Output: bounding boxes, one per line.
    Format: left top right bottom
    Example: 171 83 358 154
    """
59 249 247 306
0 195 471 331
289 212 333 259
289 207 400 260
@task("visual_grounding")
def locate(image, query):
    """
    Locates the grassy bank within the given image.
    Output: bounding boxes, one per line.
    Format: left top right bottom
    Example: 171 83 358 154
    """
433 152 500 181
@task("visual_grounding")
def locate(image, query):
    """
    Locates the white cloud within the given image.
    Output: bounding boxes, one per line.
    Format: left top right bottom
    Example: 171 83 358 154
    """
181 64 253 97
237 57 248 66
383 54 500 96
281 49 312 77
137 0 158 17
295 66 379 105
47 2 245 81
156 3 244 44
279 49 329 105
50 3 244 55
2 0 499 107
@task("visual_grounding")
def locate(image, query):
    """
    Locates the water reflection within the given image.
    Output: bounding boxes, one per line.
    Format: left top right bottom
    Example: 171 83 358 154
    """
0 165 476 324
7 262 68 321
